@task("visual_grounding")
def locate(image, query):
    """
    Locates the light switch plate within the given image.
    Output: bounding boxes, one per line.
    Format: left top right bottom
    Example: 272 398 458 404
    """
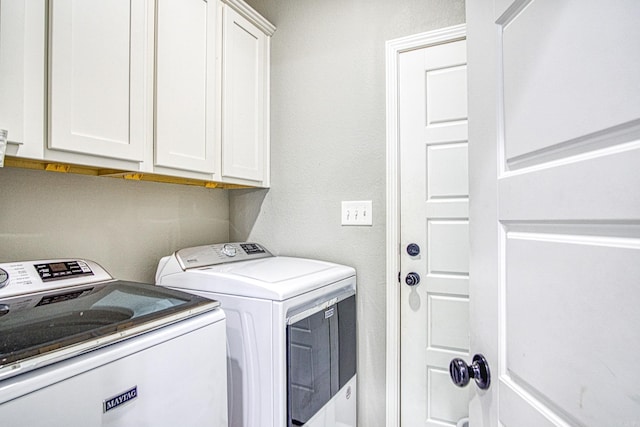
341 201 373 226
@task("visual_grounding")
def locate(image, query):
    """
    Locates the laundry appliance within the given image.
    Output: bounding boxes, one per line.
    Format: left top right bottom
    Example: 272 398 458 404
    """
155 242 357 427
0 258 228 426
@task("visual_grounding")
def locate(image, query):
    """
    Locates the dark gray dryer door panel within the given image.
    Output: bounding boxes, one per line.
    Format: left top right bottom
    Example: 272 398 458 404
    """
287 294 356 426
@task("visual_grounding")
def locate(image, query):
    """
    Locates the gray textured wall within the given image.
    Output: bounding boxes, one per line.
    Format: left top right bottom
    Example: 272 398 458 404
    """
0 167 229 282
230 1 466 425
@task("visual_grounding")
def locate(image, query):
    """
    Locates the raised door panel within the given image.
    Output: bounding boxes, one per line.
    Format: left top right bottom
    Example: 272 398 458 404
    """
0 0 46 159
501 2 640 163
49 0 150 162
155 0 219 175
221 5 267 183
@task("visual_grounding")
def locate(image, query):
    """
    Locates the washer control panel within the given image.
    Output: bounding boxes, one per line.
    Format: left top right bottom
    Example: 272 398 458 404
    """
176 242 273 270
34 260 94 282
0 259 112 300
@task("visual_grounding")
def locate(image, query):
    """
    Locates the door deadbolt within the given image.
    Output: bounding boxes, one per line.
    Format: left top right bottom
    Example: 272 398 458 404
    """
406 243 420 256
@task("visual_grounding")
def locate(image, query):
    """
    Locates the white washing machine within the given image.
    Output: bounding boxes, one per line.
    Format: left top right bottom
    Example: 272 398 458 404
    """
0 258 228 427
155 242 357 427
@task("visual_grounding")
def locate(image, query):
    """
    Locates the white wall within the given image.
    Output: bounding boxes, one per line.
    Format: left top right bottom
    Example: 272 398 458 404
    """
230 1 465 425
0 167 229 282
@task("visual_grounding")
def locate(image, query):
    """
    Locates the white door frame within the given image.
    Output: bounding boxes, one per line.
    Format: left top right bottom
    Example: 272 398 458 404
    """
385 24 466 427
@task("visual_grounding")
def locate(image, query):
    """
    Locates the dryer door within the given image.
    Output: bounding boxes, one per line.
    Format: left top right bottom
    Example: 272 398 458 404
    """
286 293 356 426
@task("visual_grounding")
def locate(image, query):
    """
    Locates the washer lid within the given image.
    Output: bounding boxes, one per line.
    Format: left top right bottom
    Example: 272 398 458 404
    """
0 281 220 381
164 256 356 300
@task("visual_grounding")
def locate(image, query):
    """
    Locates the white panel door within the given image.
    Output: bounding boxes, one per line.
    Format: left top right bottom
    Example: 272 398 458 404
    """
221 5 266 183
49 0 151 161
0 0 46 159
467 0 640 425
155 0 219 174
399 39 469 426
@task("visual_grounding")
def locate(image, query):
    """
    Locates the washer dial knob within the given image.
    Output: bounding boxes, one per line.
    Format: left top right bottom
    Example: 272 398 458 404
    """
0 268 8 289
221 244 237 257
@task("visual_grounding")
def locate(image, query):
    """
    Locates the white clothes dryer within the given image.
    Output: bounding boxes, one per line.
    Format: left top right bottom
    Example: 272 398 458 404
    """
0 259 228 427
155 242 357 427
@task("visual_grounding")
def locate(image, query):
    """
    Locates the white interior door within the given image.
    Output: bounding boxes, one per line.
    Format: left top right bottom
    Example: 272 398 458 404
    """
468 0 640 425
399 36 469 426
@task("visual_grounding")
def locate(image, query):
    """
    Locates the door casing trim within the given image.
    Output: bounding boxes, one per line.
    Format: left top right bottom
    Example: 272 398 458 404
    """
385 24 466 427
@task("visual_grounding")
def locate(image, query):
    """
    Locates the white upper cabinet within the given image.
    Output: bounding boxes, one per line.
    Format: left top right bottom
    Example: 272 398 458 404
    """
0 0 46 159
221 4 271 185
155 0 220 176
1 0 273 187
49 0 152 163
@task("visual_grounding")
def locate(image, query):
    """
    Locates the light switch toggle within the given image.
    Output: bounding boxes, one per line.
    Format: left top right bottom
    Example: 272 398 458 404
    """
341 201 373 226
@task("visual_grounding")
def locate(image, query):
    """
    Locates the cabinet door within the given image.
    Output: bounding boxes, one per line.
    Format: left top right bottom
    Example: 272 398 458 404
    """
0 0 46 159
49 0 151 162
155 0 219 174
221 5 267 183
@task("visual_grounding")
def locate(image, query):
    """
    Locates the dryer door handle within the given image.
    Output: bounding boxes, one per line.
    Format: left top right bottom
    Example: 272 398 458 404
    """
286 287 355 325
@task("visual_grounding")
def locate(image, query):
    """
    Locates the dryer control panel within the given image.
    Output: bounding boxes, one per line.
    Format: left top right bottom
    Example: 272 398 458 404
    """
176 242 273 270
